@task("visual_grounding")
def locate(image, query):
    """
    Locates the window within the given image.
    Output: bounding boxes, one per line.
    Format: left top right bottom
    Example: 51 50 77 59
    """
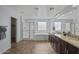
38 22 47 31
54 22 61 31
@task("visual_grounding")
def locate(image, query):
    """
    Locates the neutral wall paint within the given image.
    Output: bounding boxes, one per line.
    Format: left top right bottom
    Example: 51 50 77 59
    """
0 6 22 53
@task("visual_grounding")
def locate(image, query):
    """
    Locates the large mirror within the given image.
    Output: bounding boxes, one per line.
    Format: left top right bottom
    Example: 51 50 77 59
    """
64 23 71 33
51 21 79 36
75 24 79 36
71 23 75 35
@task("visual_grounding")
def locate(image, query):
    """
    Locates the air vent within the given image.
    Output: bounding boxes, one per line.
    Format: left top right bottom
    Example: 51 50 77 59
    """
50 8 54 11
34 8 39 10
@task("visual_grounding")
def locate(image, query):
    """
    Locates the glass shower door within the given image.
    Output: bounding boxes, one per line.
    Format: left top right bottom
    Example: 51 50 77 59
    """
23 22 34 40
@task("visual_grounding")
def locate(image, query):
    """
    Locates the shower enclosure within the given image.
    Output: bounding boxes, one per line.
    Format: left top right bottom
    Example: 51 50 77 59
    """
23 22 35 40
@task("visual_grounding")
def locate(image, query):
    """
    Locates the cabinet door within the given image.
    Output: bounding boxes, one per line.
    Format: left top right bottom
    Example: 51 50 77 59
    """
67 44 78 54
55 37 61 53
48 35 51 42
60 40 67 54
52 36 56 49
49 35 52 43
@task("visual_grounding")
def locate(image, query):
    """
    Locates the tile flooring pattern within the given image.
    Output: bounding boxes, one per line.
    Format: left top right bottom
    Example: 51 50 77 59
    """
4 40 56 54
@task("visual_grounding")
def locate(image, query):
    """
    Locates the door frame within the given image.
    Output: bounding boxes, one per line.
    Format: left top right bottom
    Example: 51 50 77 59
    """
11 17 17 43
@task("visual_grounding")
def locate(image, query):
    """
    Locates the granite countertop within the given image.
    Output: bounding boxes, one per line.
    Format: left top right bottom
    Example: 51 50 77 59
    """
54 34 79 48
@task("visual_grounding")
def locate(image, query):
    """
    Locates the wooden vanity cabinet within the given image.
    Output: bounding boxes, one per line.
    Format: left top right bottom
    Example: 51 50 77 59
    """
60 40 68 54
60 40 79 54
49 35 79 54
49 35 54 48
67 43 79 54
49 35 61 53
55 37 61 53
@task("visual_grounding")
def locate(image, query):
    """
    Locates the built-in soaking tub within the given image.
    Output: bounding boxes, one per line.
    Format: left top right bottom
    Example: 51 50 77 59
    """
34 33 49 40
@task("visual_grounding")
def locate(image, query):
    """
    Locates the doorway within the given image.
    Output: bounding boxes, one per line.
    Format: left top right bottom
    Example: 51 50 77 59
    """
11 17 17 43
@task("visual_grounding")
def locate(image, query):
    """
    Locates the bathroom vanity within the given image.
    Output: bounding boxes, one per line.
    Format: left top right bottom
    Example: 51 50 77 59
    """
49 34 79 54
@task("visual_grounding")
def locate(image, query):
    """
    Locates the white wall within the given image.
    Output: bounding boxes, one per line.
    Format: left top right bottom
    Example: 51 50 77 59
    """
0 6 22 53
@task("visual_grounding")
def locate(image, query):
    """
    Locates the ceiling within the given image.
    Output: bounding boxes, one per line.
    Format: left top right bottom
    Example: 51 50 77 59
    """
5 5 79 19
